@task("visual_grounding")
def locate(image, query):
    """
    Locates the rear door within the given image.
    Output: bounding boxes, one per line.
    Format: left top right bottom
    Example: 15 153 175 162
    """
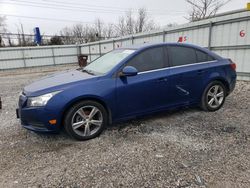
167 45 214 105
115 46 171 119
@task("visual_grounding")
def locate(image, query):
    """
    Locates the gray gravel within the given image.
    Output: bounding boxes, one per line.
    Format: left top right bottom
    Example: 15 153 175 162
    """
0 66 250 188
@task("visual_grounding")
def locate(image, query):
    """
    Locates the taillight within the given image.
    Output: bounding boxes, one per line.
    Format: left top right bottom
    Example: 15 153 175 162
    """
230 63 236 70
228 59 236 70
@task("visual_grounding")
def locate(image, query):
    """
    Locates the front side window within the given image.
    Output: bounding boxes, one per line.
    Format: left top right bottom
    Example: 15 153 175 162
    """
169 46 197 66
126 47 166 72
84 49 135 75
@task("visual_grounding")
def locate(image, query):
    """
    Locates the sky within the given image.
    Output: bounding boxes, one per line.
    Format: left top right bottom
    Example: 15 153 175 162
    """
0 0 249 36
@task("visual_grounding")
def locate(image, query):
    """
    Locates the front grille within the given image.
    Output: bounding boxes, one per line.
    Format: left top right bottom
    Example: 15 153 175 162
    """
21 120 45 128
31 123 45 129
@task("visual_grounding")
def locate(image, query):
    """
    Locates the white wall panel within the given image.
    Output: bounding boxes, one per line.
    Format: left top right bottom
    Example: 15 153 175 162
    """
53 47 77 56
89 44 100 54
165 32 181 43
0 50 23 60
25 57 53 67
114 41 122 49
134 34 163 45
122 39 133 47
100 43 113 53
211 20 250 46
23 48 52 58
0 60 24 69
81 45 89 54
213 49 250 73
55 56 77 65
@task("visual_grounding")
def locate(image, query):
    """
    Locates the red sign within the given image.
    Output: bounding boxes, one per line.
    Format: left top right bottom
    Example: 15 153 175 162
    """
240 30 245 37
178 36 187 43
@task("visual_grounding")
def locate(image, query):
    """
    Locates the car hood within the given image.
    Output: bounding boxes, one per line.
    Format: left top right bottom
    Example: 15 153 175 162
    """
24 69 96 96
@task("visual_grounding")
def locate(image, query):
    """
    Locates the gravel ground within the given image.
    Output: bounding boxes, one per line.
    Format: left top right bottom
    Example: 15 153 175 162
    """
0 66 250 188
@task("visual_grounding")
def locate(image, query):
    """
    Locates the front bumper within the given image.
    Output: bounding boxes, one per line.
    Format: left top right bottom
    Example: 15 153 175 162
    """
16 106 61 133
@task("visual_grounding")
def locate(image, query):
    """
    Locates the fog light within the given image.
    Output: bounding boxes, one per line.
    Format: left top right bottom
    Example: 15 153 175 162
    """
49 119 57 125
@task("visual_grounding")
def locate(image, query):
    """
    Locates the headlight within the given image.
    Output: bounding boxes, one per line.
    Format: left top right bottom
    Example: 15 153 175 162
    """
27 91 61 107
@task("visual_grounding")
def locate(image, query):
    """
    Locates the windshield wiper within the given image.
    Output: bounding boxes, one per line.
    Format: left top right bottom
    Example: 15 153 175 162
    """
82 69 95 75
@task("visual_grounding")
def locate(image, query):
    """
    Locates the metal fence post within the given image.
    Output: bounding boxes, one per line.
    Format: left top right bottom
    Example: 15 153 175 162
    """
21 48 26 68
99 42 102 56
51 47 56 65
131 36 134 45
208 21 213 50
163 31 166 42
88 44 92 62
113 40 115 49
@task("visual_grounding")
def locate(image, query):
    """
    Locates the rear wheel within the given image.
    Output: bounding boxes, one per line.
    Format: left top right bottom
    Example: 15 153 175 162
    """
64 100 108 140
201 81 226 111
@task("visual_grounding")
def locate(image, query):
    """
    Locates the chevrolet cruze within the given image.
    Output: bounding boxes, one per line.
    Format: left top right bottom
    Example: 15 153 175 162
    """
17 43 237 140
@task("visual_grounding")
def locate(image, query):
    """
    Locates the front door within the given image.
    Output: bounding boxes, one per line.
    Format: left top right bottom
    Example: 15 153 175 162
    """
115 46 171 119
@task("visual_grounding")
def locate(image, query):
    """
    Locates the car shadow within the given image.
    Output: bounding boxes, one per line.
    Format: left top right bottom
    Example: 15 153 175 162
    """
107 106 200 131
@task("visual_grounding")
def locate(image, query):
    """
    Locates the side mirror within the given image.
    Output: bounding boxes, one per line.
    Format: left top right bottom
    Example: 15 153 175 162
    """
120 66 138 77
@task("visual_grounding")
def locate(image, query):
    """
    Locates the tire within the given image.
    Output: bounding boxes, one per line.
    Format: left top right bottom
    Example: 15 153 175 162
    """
64 100 108 141
201 81 226 112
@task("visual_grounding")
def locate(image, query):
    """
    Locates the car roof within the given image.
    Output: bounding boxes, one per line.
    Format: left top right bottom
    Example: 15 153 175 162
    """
120 42 203 50
119 42 222 60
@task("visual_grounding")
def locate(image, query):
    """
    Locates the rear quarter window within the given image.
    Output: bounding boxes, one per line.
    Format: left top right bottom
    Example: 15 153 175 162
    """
196 50 215 63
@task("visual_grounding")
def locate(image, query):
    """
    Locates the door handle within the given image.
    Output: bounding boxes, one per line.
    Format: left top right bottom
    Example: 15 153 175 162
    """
157 77 168 82
197 70 206 75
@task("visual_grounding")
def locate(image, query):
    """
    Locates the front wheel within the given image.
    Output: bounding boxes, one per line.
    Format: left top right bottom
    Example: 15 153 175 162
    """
201 81 226 112
64 100 108 141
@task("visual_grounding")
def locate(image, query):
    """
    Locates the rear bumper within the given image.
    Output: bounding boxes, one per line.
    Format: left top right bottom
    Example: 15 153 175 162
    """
16 107 61 133
228 75 237 95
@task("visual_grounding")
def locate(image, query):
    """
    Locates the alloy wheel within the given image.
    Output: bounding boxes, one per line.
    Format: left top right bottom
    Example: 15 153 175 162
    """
71 105 103 137
206 85 225 109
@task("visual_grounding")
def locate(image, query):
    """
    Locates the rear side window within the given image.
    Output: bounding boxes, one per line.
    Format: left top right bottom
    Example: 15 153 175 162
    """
126 47 166 72
196 50 215 63
168 46 196 66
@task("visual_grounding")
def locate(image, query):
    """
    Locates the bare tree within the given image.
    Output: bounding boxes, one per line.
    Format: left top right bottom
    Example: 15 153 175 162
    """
72 24 88 44
186 0 231 21
60 27 75 44
15 23 34 46
59 8 158 44
0 16 7 47
115 8 158 36
94 19 116 40
102 23 115 39
60 24 98 44
116 17 126 36
125 10 135 35
50 35 63 45
94 19 103 40
136 8 147 33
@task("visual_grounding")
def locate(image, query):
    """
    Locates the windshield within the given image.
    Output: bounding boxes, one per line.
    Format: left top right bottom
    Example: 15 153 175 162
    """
83 49 135 75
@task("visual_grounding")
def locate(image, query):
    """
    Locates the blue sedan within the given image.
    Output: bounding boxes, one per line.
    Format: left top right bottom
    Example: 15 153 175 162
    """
17 43 237 140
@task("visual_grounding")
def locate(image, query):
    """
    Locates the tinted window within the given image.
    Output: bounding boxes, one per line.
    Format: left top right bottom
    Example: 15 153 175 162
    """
169 46 197 66
196 50 215 63
127 47 166 72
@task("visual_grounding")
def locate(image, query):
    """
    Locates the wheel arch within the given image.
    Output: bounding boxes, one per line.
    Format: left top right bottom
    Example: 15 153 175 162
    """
204 72 230 96
209 77 230 95
61 96 112 128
